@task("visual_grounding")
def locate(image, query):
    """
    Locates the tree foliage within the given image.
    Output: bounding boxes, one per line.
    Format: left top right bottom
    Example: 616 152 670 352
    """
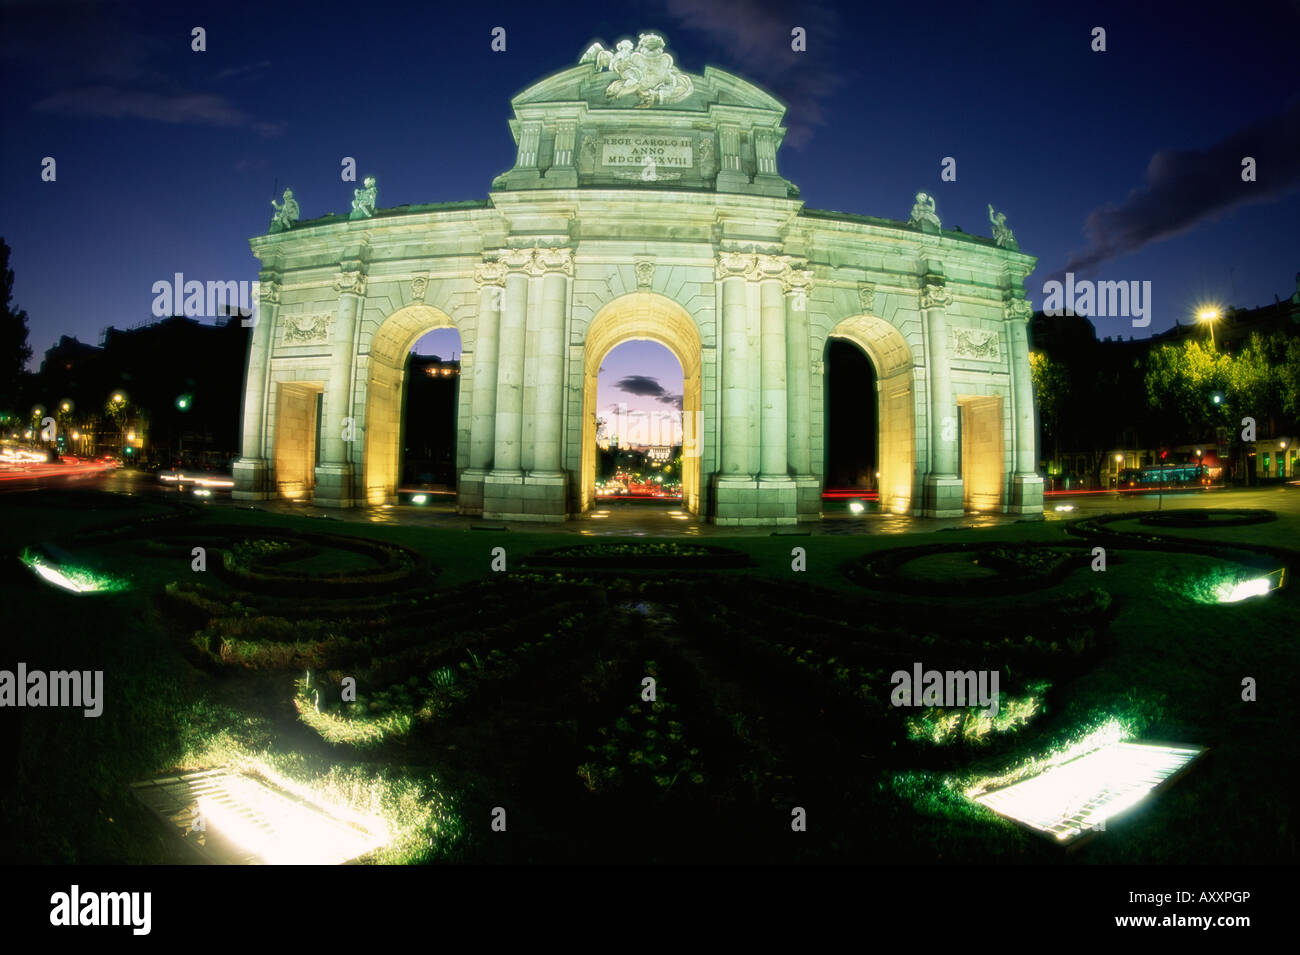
0 238 34 405
1143 331 1299 441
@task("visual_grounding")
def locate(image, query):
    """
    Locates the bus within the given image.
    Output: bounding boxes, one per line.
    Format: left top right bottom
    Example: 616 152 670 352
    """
1117 463 1210 491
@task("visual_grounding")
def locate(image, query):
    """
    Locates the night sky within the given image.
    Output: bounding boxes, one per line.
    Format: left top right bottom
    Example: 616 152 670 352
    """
3 0 1297 432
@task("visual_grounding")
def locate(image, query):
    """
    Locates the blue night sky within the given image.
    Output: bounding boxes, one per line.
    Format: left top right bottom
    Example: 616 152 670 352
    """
2 0 1297 433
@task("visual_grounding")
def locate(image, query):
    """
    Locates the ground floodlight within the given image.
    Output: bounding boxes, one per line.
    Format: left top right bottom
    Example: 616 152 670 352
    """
1217 568 1285 603
411 493 428 505
20 549 128 595
131 769 390 865
849 500 865 513
972 740 1204 844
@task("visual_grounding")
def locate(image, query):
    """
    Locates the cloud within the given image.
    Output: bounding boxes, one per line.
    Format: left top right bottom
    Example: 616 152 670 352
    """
658 393 684 410
615 374 669 398
1056 99 1300 280
658 0 846 147
33 86 284 135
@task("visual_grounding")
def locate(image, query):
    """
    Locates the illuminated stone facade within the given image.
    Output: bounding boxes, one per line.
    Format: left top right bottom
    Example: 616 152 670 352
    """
233 34 1043 522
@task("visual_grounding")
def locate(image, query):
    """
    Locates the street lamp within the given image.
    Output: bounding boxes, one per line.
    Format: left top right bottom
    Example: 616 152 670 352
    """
1198 308 1220 349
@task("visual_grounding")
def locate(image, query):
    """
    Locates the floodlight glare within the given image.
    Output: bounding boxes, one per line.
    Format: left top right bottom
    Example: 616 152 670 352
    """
973 740 1204 843
849 500 865 514
20 549 128 595
132 769 390 865
411 494 428 505
1216 569 1284 603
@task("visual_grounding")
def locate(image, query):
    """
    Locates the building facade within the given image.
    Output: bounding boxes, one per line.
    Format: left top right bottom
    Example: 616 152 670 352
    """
233 34 1042 523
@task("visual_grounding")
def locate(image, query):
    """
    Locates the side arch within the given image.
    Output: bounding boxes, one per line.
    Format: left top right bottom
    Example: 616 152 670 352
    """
362 303 460 505
826 314 916 514
579 292 704 515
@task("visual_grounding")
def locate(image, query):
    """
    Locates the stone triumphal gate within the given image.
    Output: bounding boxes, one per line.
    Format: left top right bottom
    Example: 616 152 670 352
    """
233 34 1043 524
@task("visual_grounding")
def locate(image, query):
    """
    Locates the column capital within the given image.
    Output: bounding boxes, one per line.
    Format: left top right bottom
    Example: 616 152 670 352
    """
494 247 536 274
920 283 952 310
334 270 367 296
783 266 815 297
257 279 281 305
533 247 574 277
755 253 791 282
491 247 573 277
1004 297 1033 321
474 261 509 287
716 250 758 281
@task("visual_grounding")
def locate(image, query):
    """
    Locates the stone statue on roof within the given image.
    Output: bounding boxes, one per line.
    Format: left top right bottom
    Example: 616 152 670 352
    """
908 192 941 232
581 33 693 108
350 176 377 220
269 188 299 233
988 204 1018 251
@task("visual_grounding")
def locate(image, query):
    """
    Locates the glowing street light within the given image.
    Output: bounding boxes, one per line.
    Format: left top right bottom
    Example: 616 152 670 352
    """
1198 308 1220 349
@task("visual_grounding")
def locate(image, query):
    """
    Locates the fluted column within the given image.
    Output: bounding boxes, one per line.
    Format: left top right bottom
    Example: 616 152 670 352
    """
469 262 506 470
922 282 957 478
784 266 814 478
716 252 754 477
313 265 366 506
232 273 279 499
491 249 532 474
1006 298 1037 475
1005 296 1043 514
757 255 789 480
323 270 365 466
533 248 572 475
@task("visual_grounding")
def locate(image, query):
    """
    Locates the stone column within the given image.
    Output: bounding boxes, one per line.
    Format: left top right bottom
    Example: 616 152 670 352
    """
783 266 814 477
468 263 505 470
757 256 789 480
491 250 532 475
716 252 753 477
921 281 962 516
1005 296 1044 514
233 273 279 500
314 266 366 507
532 248 572 475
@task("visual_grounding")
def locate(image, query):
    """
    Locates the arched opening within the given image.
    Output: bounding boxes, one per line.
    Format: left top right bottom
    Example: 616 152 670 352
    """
594 340 685 505
580 293 702 516
826 315 915 514
363 305 461 506
824 339 877 491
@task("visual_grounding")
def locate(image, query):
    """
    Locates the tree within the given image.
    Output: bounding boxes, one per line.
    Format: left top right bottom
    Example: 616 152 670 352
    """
1143 331 1298 484
1028 350 1068 464
0 238 34 407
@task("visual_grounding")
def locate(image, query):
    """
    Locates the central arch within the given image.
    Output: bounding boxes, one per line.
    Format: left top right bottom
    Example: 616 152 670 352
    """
363 304 460 505
580 292 703 515
826 314 916 514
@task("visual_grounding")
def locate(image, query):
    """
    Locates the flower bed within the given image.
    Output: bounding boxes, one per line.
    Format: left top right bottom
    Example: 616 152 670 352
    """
522 541 751 569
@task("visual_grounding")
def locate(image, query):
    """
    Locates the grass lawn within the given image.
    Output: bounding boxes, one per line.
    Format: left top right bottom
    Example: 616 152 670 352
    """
1 489 1296 864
